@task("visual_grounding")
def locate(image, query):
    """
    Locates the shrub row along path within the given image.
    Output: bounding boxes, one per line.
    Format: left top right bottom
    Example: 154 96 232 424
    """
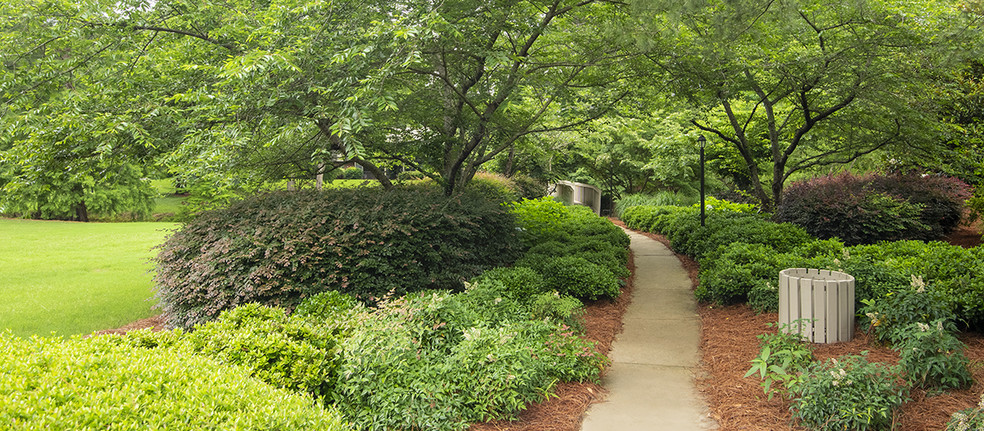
581 229 718 430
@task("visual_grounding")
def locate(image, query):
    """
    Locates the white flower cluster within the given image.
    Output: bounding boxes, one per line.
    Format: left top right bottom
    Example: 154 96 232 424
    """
828 360 852 387
911 274 926 293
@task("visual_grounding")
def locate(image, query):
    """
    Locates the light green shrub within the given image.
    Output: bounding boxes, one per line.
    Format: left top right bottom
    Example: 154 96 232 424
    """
694 196 759 213
536 255 621 300
293 290 362 324
0 332 349 430
508 197 574 245
331 291 606 431
472 266 547 301
115 304 340 399
182 304 339 398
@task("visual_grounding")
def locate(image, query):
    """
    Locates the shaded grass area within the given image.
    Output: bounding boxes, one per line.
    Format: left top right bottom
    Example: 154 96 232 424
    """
0 219 176 337
153 195 186 216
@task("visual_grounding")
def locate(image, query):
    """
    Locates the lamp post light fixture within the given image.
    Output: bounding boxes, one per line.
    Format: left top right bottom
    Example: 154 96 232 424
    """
697 135 706 227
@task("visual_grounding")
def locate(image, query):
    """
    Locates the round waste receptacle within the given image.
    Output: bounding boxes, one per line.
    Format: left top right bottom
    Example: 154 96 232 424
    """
779 268 855 343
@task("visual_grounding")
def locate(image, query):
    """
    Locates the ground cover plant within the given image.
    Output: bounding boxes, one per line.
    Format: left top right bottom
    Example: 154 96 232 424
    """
0 219 176 337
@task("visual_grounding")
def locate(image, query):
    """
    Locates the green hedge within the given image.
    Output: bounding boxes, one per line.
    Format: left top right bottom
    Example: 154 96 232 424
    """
623 203 984 330
0 332 350 430
621 205 811 261
154 186 521 328
508 198 629 301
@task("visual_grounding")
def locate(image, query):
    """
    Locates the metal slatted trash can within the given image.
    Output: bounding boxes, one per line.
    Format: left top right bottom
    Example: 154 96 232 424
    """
779 268 855 343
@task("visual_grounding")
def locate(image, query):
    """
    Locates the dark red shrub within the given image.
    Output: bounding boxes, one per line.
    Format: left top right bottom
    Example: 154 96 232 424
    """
776 172 970 245
153 186 521 329
868 173 971 240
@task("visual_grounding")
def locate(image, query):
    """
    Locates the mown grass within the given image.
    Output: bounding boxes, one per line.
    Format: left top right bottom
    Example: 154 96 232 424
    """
0 219 176 337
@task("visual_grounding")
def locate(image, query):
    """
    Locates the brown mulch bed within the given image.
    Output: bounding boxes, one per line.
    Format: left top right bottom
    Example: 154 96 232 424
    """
101 219 984 430
94 314 165 336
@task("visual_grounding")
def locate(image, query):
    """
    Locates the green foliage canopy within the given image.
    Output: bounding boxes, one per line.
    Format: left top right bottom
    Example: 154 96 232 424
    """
633 0 982 208
1 0 636 207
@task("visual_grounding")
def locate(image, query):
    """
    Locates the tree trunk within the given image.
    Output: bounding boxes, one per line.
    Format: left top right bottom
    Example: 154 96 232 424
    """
75 200 89 222
504 145 515 177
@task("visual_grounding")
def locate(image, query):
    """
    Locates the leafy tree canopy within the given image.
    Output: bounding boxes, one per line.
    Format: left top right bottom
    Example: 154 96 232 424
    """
1 0 636 218
632 0 982 208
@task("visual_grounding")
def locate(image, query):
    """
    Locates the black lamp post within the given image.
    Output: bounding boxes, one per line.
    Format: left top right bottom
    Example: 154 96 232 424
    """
697 135 706 227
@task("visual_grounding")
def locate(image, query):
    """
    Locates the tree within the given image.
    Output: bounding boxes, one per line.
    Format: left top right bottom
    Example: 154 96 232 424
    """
1 0 168 220
543 113 703 199
2 0 636 205
634 0 982 209
368 0 633 195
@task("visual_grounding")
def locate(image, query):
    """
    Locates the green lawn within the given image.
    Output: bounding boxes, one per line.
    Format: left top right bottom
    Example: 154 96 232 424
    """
0 219 177 337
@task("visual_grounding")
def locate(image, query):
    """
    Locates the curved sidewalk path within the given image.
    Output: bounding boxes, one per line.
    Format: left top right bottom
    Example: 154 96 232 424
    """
581 229 718 430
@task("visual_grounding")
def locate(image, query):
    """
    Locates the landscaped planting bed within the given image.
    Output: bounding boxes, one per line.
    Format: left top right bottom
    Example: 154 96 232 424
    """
620 189 984 430
1 186 633 431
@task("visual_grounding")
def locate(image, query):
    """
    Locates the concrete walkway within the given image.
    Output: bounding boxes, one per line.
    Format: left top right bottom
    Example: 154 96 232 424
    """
580 229 718 430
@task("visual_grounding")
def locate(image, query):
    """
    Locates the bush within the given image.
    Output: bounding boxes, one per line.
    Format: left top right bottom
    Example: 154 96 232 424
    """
790 354 908 431
744 324 813 399
614 191 698 218
396 170 425 181
332 290 605 430
650 208 811 261
0 332 349 430
524 238 629 279
694 196 759 214
896 320 973 390
697 242 825 305
775 172 969 245
868 173 971 240
293 290 362 323
467 172 524 203
850 240 984 329
834 253 911 305
620 205 678 232
507 173 548 200
508 197 575 245
154 186 521 328
861 276 956 344
339 166 364 180
530 291 586 332
181 304 340 398
473 266 547 301
534 256 621 301
748 282 780 313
